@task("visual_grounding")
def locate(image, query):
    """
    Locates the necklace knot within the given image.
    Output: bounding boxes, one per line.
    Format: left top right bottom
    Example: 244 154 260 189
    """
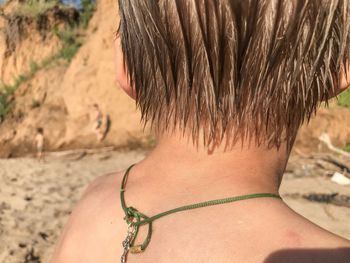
125 206 143 224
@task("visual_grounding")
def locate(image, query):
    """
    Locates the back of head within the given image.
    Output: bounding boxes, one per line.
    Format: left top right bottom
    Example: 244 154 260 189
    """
37 127 44 134
118 0 350 148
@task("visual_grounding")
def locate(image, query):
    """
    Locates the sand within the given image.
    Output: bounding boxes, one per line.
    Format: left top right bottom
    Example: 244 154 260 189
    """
0 150 349 263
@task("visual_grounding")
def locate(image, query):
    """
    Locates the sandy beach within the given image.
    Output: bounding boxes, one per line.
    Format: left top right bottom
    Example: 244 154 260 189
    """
0 149 349 263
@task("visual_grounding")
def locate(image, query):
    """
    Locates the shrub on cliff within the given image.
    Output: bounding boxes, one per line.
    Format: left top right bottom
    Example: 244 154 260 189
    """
14 0 62 17
338 89 350 108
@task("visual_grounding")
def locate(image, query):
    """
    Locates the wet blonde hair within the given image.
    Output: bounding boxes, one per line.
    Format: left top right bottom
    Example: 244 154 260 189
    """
118 0 350 148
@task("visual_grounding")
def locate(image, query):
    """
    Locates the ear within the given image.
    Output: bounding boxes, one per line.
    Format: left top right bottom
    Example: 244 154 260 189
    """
114 36 136 100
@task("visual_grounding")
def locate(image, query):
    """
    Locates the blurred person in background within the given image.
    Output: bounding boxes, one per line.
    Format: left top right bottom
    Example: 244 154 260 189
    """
90 103 104 142
34 127 44 161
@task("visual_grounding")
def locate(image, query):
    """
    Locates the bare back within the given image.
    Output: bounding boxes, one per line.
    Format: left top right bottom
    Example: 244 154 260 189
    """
51 171 350 263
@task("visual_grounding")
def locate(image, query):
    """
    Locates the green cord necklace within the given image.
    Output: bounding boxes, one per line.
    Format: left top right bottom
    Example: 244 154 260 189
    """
120 164 281 263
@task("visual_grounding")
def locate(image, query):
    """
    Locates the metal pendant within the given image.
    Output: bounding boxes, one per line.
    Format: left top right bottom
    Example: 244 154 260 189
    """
121 224 136 263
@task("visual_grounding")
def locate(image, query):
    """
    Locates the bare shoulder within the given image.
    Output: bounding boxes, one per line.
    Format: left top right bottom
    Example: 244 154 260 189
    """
80 172 122 202
264 245 350 263
275 202 350 244
50 171 125 263
267 204 350 263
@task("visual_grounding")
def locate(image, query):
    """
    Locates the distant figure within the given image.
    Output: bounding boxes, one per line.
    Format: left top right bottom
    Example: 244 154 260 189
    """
90 104 105 142
34 127 44 161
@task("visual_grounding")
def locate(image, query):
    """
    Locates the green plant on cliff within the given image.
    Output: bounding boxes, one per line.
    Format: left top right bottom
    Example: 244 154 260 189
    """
53 25 82 62
0 90 8 122
54 0 96 60
31 99 41 109
0 1 96 122
343 143 350 153
337 88 350 108
80 0 96 28
14 0 62 17
0 85 15 123
0 53 59 121
0 71 32 122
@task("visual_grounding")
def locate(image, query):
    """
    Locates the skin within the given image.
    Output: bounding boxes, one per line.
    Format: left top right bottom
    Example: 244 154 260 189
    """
34 132 44 161
90 105 104 142
50 38 350 263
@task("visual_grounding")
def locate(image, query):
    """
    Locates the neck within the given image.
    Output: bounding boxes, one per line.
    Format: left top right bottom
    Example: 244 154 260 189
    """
136 131 291 198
